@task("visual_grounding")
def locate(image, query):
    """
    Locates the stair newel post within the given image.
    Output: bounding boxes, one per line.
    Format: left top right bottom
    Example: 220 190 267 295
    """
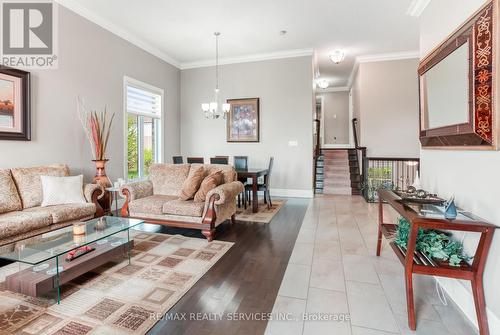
352 118 359 148
362 151 368 200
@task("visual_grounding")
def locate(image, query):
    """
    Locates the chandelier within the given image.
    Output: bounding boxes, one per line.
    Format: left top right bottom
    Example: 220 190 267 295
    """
202 32 230 119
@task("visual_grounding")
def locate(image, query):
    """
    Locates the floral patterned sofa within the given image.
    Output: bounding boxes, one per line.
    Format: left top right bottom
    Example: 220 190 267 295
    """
120 163 244 241
0 164 103 248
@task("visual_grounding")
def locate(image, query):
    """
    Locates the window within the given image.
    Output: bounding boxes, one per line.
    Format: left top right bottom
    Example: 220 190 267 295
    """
124 77 164 180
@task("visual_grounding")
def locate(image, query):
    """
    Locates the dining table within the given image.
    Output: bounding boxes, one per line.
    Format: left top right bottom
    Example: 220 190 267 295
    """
235 168 269 213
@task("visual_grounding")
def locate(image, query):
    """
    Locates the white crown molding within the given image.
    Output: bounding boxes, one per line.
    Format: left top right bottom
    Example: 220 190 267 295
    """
54 0 182 68
313 52 321 79
347 62 360 88
317 86 350 93
406 0 431 18
180 48 314 70
347 50 419 88
54 1 312 71
356 50 420 63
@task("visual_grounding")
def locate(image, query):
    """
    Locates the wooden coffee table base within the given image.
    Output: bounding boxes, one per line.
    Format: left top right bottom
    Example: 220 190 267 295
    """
5 240 133 298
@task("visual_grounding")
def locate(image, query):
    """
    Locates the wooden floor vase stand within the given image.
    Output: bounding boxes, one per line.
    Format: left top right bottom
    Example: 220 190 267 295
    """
376 189 496 335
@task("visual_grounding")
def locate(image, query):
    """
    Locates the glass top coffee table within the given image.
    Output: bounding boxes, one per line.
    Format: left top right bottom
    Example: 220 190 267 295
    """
0 216 144 304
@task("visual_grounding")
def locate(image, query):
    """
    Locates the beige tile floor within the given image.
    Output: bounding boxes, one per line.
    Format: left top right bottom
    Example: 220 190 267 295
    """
265 195 479 335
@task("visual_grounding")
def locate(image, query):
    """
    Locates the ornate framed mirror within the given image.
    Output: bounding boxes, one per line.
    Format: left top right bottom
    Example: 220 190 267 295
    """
418 0 499 149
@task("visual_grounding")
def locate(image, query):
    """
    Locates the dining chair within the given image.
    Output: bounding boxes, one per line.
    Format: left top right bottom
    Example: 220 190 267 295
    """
234 156 248 171
234 156 249 208
187 157 204 164
172 156 183 164
210 157 229 164
245 157 274 210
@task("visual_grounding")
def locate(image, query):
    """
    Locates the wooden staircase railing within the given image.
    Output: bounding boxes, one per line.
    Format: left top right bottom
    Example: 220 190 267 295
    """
313 119 321 193
352 118 359 149
350 118 366 195
314 119 321 159
362 157 420 202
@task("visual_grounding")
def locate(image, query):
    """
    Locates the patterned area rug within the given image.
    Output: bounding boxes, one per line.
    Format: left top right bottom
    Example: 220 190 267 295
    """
0 231 233 334
235 199 286 223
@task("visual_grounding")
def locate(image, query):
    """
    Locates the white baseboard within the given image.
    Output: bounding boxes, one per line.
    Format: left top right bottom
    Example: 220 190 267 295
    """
321 144 354 149
270 188 314 198
435 277 500 334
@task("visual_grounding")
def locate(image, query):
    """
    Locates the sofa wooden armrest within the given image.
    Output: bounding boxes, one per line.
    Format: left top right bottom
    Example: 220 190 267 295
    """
200 193 220 241
120 181 154 217
84 183 104 217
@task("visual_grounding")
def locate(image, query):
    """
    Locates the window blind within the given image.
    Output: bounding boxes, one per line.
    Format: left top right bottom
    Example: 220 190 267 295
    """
126 84 161 118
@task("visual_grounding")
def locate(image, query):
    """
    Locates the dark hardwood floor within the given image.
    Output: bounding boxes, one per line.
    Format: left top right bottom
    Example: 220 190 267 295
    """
145 198 309 335
0 198 308 335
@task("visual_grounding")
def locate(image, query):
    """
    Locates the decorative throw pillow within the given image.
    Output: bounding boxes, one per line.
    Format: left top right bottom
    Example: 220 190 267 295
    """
41 175 87 207
0 169 22 214
11 164 70 209
194 170 223 203
179 166 205 201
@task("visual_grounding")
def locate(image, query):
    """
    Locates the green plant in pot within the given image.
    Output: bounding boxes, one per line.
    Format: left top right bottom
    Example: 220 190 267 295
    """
394 217 470 267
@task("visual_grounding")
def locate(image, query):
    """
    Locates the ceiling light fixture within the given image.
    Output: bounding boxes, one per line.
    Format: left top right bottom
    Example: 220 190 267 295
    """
280 30 287 36
329 49 346 64
406 0 431 17
202 32 230 119
317 80 329 89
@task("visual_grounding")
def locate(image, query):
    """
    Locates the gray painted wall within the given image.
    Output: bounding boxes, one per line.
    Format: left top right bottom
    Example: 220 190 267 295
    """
352 59 420 158
319 91 350 145
0 7 181 183
180 57 314 194
420 0 500 331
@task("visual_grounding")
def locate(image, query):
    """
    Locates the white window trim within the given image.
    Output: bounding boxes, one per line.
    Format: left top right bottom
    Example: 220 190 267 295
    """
123 75 165 180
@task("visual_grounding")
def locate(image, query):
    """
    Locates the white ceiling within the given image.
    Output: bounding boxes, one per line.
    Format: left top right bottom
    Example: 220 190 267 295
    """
60 0 420 87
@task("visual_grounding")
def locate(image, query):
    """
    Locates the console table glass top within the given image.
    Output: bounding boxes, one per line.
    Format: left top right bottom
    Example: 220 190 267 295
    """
400 202 478 222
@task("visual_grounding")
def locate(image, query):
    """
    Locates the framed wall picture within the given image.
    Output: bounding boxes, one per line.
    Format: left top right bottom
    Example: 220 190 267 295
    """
0 67 30 141
226 98 259 142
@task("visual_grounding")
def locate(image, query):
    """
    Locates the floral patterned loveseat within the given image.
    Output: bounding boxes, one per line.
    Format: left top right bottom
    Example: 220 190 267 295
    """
120 163 244 241
0 164 103 248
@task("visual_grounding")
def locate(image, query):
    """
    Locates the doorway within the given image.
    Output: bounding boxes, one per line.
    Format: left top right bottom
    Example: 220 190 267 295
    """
317 88 353 149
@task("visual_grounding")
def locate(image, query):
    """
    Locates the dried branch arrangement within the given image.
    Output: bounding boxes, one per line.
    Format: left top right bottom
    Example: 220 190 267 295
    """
77 97 115 161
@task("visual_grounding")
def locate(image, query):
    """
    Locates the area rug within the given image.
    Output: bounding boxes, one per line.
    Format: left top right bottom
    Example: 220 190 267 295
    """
0 231 233 334
235 199 286 223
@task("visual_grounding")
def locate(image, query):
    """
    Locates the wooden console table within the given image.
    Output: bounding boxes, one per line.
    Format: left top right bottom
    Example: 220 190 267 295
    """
376 189 496 335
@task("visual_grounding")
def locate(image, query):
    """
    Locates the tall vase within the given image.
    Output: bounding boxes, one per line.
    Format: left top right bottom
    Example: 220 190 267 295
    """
92 159 112 215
